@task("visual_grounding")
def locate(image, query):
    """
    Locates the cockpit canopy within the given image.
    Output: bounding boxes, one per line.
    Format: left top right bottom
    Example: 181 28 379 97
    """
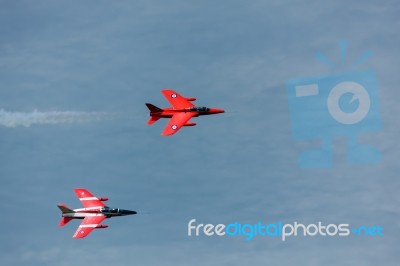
102 207 119 214
189 106 210 112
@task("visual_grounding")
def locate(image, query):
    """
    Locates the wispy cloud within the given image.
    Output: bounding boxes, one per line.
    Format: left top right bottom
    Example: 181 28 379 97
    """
0 109 114 128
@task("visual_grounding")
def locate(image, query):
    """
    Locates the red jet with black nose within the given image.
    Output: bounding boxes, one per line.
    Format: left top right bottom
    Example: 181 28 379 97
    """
146 89 224 136
57 188 137 239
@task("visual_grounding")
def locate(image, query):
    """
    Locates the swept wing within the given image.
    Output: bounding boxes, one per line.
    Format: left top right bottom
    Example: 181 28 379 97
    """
162 89 195 109
74 188 105 208
73 216 106 239
162 112 195 136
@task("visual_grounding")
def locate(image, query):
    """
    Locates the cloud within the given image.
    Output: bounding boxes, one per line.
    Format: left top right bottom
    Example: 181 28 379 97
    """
0 109 114 128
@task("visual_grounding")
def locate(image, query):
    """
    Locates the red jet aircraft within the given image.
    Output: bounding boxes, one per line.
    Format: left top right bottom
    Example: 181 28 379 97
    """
146 89 224 136
57 188 137 239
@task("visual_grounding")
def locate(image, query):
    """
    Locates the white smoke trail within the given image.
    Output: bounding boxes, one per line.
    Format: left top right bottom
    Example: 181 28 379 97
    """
0 109 115 128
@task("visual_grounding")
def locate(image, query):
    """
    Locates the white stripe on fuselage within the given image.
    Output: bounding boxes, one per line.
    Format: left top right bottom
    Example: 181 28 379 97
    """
63 212 104 218
74 207 102 212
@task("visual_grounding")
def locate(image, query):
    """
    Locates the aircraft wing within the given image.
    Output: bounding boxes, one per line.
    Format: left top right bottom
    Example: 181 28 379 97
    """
74 188 105 208
162 89 195 109
162 112 195 136
73 215 106 239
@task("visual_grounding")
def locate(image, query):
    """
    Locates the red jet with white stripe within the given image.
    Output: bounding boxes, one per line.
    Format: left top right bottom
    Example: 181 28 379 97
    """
146 89 225 136
57 188 137 239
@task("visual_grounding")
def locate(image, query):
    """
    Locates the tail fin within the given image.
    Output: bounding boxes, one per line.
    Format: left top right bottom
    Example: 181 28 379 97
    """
145 103 162 113
145 103 162 125
57 204 74 227
57 203 74 214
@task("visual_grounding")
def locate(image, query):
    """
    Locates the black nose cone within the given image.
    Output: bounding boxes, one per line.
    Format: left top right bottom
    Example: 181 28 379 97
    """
121 209 137 215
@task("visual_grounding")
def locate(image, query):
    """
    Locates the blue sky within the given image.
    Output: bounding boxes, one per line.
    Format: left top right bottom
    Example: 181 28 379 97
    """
0 1 399 265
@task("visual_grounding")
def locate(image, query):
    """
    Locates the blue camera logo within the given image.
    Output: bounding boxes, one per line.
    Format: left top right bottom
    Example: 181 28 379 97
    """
286 41 382 168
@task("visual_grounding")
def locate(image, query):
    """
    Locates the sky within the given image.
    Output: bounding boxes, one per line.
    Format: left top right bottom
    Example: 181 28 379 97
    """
0 0 399 265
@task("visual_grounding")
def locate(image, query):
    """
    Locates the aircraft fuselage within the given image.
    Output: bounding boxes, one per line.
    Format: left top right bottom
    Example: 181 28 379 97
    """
62 207 137 219
151 107 225 119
